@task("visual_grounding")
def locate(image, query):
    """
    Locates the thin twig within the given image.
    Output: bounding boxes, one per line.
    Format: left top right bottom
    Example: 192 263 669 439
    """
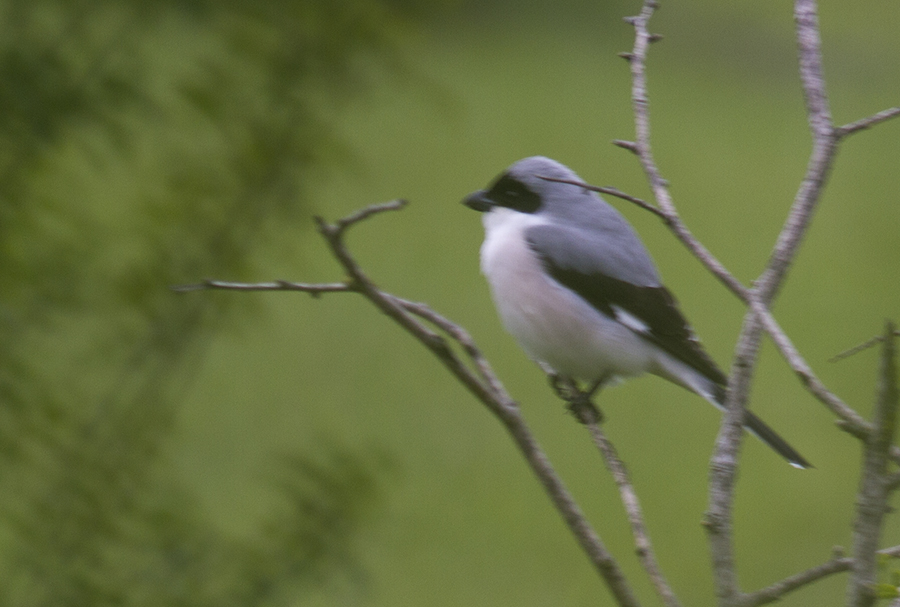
610 1 865 443
536 175 670 221
390 295 509 399
744 544 900 606
743 554 853 606
333 198 408 231
837 107 900 138
556 379 682 607
586 420 681 607
830 331 900 363
620 0 889 603
171 279 351 295
749 297 872 435
755 0 837 304
178 202 642 607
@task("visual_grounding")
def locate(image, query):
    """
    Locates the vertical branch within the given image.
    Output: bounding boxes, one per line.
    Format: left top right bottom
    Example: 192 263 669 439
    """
624 1 672 210
847 322 899 607
621 1 746 600
755 0 837 301
708 2 837 603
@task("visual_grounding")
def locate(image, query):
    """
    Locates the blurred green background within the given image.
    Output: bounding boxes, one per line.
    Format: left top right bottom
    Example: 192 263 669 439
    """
2 0 899 605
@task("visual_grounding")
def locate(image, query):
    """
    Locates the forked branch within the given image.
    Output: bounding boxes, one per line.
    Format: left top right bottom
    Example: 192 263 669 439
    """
175 201 643 607
620 0 900 605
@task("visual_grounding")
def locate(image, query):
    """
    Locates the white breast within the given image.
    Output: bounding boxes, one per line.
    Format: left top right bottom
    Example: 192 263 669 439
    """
479 209 657 383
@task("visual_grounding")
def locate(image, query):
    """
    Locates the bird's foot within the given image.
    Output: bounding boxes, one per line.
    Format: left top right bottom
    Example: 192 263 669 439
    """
548 374 604 425
566 396 603 425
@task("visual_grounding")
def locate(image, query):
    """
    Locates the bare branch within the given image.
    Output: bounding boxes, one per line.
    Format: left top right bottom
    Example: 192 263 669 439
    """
332 198 408 232
621 2 747 600
179 201 642 607
744 553 853 606
612 139 640 154
848 321 899 607
171 279 351 295
625 1 672 206
706 3 839 599
619 1 895 603
318 206 644 606
585 420 681 607
749 297 872 434
837 107 900 138
535 175 669 221
745 544 900 606
756 0 836 302
555 379 681 607
389 296 509 399
830 331 900 363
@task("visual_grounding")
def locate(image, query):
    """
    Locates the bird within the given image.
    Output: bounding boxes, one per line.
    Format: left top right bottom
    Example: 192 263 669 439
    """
462 156 810 469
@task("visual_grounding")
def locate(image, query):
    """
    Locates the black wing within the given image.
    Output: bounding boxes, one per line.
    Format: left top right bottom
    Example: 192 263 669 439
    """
526 226 727 388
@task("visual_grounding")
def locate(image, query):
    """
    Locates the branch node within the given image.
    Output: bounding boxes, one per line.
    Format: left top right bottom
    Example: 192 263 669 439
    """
648 33 664 43
618 52 635 61
313 215 333 236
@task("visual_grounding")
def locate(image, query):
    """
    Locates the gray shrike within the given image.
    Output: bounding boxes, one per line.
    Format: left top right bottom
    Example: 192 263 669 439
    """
463 156 810 469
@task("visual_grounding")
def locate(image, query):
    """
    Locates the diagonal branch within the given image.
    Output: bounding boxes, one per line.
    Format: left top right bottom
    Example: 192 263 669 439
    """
586 420 681 607
175 201 643 607
743 544 900 606
586 418 681 607
554 379 682 607
744 552 853 606
536 176 670 221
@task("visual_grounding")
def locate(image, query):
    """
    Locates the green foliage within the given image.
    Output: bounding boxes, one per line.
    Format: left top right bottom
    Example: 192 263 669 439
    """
0 0 421 603
5 442 390 606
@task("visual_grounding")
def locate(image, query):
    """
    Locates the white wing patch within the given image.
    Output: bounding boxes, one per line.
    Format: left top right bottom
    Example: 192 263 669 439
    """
612 305 650 334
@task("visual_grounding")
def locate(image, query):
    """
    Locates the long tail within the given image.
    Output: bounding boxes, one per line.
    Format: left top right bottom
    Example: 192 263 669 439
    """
651 353 812 468
741 410 813 469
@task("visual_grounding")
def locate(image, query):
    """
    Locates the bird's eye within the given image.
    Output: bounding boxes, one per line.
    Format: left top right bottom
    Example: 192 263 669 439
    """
487 175 541 213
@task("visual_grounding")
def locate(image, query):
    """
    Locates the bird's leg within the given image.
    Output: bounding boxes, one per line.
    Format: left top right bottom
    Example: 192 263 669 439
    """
547 371 570 399
547 373 605 425
585 377 606 400
568 377 606 425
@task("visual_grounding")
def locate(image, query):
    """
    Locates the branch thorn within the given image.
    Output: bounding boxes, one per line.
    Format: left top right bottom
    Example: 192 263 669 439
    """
612 139 639 154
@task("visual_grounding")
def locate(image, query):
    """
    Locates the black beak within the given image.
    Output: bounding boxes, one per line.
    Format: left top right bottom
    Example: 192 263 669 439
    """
462 189 494 212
